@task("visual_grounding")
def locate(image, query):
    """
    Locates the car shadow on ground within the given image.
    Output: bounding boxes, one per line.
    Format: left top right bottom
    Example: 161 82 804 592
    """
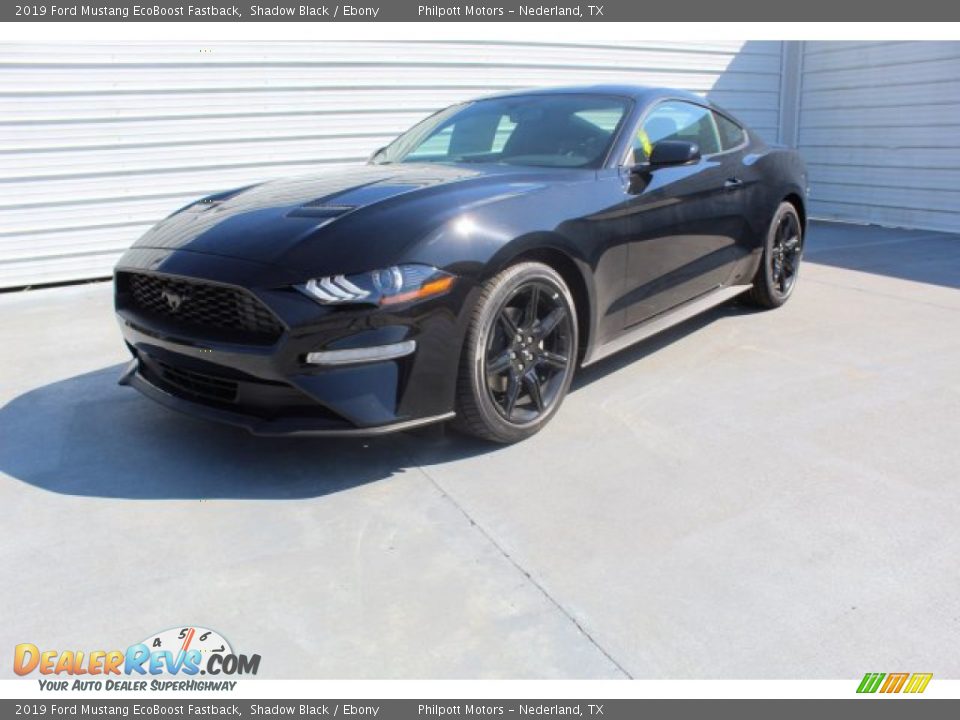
572 302 750 390
0 304 743 501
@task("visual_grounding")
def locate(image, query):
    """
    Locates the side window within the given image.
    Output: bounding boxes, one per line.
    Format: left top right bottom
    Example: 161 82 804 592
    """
714 112 746 151
632 101 721 161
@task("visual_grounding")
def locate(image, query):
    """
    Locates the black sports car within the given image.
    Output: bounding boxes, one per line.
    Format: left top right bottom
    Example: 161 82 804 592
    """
115 85 807 443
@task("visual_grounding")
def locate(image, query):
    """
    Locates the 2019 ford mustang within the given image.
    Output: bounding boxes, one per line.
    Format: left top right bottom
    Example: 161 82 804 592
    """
114 85 807 443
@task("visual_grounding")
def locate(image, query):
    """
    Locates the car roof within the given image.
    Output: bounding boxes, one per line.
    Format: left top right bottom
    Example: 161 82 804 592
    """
475 84 707 105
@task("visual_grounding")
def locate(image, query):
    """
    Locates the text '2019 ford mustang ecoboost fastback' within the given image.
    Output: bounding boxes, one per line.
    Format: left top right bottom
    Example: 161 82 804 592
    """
115 85 808 443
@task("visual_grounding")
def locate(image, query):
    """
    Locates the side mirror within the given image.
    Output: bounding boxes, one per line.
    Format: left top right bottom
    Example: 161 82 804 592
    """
650 140 701 166
632 140 701 172
368 146 387 165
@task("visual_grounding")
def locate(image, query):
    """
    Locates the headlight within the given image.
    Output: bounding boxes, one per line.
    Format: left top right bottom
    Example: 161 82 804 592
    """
299 264 455 306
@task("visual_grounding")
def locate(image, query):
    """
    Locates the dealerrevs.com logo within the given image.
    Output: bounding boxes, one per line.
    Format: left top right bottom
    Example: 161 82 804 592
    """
14 626 260 692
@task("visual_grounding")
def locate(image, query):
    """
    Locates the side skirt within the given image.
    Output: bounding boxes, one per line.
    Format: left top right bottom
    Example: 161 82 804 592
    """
582 284 751 367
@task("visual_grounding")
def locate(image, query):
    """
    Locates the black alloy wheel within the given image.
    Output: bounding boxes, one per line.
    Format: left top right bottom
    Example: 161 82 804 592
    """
770 210 802 297
484 280 574 423
455 262 578 443
747 201 804 309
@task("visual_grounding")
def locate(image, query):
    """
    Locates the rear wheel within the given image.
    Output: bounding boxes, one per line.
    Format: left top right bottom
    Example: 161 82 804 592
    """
454 262 578 444
746 202 803 309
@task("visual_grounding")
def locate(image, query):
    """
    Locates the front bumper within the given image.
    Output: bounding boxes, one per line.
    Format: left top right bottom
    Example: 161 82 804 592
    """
119 358 453 436
114 248 470 436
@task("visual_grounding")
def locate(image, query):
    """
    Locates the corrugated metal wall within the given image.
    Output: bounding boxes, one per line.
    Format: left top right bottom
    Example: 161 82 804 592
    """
0 40 783 289
799 41 960 233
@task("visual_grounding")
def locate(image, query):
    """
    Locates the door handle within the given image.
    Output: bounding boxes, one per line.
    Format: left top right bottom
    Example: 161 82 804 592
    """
724 177 744 190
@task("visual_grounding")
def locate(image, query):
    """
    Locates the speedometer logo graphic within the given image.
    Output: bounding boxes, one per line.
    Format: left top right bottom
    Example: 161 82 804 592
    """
139 626 232 676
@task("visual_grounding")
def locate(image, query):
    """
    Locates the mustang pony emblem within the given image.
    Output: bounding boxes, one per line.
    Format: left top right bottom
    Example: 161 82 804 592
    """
161 289 187 312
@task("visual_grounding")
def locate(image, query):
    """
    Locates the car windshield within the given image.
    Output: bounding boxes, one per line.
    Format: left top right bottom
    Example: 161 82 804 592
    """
373 94 631 169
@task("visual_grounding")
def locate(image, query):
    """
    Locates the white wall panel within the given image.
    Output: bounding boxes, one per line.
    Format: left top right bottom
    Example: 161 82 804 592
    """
0 40 782 288
798 40 960 233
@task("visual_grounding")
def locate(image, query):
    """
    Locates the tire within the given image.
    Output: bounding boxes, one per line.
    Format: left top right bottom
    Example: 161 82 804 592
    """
746 201 804 309
454 261 578 444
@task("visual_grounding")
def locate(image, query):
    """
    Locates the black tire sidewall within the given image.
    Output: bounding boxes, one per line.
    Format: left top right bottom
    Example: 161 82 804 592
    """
464 263 578 443
759 202 803 308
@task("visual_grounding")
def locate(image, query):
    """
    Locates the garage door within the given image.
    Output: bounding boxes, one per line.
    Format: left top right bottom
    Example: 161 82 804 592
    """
0 40 784 289
799 41 960 233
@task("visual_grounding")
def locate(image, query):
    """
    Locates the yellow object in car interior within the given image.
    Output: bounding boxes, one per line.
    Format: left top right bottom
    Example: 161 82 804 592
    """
637 128 653 159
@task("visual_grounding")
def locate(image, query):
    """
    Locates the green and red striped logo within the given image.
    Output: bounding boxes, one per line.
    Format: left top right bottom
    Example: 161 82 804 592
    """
857 672 932 694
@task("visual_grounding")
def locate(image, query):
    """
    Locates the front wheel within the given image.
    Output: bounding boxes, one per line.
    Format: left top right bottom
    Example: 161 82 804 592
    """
746 201 804 309
454 262 578 444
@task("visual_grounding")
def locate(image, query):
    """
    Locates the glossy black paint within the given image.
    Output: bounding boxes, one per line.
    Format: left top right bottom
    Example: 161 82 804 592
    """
114 85 807 435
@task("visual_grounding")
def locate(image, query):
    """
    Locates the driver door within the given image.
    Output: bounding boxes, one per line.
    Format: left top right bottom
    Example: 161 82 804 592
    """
618 101 748 326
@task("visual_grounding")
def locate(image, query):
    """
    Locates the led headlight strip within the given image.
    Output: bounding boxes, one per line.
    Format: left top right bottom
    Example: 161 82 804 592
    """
303 275 371 303
300 264 454 306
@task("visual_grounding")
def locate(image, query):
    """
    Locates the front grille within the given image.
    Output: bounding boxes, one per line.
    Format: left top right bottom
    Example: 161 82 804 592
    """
119 272 284 343
156 360 239 404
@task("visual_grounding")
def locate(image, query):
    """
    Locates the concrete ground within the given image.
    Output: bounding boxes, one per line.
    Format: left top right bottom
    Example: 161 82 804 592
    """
1 221 958 679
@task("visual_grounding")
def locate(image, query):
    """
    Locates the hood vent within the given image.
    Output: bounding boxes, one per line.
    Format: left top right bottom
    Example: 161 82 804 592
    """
287 202 356 220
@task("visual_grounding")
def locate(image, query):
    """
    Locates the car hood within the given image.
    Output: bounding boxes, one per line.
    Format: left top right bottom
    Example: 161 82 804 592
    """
131 163 556 275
